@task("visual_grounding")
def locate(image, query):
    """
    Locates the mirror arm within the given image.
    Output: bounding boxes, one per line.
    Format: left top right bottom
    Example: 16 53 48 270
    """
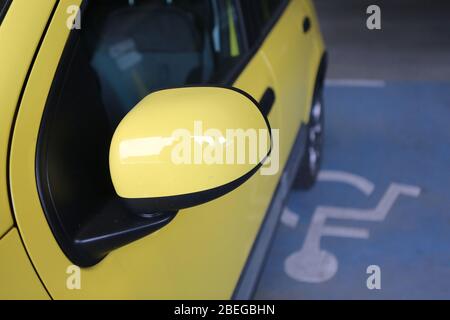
72 162 263 266
72 199 177 266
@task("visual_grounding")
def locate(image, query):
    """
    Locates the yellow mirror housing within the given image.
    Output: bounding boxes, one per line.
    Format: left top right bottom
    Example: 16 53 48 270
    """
109 87 271 211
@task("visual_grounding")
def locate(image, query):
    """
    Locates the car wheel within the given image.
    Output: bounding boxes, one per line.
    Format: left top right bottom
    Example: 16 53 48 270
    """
293 89 324 190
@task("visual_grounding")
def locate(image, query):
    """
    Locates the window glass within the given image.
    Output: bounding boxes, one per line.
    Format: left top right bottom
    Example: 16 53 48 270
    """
86 0 245 126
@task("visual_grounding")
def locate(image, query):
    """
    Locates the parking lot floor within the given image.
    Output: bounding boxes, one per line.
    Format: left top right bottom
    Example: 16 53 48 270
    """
255 81 450 299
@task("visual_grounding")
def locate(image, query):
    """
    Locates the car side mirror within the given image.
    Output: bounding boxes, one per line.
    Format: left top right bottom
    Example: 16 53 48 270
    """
109 87 272 214
53 87 272 266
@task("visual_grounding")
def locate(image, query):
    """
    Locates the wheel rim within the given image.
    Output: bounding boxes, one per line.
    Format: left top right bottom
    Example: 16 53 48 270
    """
308 99 323 174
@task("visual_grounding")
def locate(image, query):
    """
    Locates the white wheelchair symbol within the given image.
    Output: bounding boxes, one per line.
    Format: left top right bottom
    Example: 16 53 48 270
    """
281 170 421 283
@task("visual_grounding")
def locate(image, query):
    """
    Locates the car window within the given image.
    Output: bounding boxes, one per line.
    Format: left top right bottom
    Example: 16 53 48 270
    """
36 0 246 266
88 0 245 126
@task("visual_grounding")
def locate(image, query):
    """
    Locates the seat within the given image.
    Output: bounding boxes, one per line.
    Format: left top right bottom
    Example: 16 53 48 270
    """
91 2 213 127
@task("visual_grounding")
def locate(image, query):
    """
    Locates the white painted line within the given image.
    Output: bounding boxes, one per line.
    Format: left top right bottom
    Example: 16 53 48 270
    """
318 170 375 196
317 183 421 222
322 226 370 239
284 171 421 284
281 207 300 228
325 79 386 88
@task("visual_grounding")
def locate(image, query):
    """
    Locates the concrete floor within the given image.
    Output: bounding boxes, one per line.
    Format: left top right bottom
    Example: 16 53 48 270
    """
255 0 450 299
315 0 450 80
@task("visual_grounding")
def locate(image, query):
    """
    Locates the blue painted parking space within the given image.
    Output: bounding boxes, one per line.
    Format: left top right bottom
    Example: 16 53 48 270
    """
255 82 450 299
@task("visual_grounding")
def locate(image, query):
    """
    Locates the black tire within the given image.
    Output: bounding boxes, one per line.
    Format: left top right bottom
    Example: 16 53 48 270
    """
293 89 325 190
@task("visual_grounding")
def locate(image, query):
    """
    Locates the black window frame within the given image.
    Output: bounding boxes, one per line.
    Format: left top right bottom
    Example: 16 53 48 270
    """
0 0 12 25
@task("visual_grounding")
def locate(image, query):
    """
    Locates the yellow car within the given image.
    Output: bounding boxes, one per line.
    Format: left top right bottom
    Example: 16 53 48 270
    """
0 0 326 299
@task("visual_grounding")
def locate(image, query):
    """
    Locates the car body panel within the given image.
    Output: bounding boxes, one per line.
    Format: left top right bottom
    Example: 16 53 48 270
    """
0 228 49 299
6 0 325 299
0 0 56 237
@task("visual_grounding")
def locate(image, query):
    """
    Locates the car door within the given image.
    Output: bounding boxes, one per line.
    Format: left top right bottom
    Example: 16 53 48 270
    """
241 0 321 164
9 0 292 299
